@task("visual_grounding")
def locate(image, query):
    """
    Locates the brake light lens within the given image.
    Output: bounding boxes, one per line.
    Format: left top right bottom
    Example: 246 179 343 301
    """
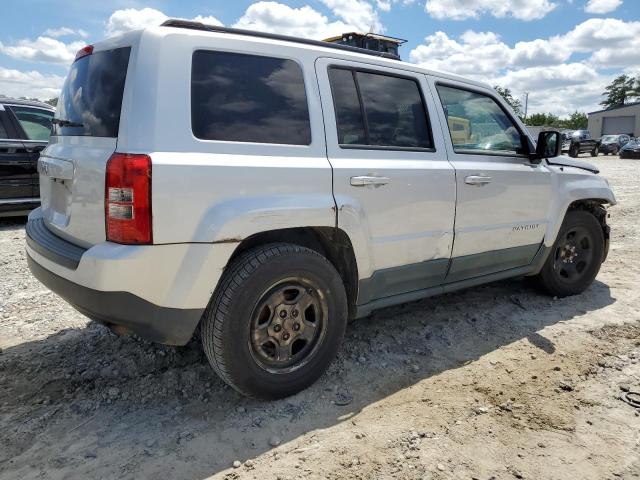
105 153 152 244
75 45 93 61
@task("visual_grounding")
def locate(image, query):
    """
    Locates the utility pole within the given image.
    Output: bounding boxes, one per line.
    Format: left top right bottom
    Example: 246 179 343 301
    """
523 92 529 124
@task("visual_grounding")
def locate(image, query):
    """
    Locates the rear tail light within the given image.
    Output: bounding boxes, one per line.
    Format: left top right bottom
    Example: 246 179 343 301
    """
105 153 152 244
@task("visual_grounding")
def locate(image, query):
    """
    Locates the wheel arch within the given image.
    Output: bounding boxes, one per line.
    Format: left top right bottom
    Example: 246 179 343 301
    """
544 166 616 248
227 227 360 318
546 197 612 263
567 199 611 262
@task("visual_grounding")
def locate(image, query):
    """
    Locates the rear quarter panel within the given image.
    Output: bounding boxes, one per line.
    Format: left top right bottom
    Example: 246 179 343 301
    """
120 29 335 245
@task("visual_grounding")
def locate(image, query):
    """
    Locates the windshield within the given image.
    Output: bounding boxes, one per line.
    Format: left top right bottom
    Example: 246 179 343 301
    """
601 135 617 142
53 47 131 137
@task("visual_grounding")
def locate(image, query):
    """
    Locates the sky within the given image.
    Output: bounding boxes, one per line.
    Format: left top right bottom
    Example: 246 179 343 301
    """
1 0 638 117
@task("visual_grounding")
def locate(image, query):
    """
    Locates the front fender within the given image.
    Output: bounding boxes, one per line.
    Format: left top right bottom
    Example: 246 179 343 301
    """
544 166 616 247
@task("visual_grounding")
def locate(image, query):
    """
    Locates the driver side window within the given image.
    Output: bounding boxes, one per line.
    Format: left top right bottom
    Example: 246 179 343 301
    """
436 85 525 156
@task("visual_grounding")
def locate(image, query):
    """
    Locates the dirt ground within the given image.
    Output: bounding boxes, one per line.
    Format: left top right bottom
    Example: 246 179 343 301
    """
1 156 639 480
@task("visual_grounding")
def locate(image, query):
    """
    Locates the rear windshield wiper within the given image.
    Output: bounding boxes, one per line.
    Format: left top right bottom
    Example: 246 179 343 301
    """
52 118 85 128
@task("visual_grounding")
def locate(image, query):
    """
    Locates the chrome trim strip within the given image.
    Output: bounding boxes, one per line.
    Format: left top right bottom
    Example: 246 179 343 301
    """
3 103 55 112
0 138 49 143
0 197 40 205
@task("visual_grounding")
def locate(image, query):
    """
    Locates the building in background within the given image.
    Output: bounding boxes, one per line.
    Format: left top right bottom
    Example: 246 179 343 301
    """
588 102 640 139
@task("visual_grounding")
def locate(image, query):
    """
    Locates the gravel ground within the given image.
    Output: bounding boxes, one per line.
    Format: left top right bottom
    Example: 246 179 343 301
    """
1 156 639 480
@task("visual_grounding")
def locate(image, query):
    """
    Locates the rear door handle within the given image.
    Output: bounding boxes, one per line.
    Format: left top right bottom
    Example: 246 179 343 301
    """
464 175 492 186
350 175 391 187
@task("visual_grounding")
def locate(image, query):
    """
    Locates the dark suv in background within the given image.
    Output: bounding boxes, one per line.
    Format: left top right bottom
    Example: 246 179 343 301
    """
598 134 631 156
0 98 54 217
561 129 599 158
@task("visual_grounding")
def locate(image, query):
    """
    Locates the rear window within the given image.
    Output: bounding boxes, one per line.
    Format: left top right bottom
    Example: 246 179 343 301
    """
53 47 131 137
191 50 311 145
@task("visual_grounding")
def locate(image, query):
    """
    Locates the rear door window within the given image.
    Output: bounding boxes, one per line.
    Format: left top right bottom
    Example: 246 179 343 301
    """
191 51 311 145
328 67 432 149
10 106 54 141
54 47 131 137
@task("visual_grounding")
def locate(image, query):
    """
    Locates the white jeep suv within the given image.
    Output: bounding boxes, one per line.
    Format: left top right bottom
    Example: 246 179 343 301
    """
26 20 615 399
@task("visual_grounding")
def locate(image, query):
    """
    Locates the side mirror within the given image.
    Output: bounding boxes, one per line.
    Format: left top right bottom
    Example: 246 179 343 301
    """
531 130 562 163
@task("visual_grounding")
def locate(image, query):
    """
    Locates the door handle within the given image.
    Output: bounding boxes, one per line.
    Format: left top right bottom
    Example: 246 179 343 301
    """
464 175 492 186
350 175 391 187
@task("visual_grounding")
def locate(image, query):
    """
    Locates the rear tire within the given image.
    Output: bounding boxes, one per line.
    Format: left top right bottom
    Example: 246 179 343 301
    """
531 210 604 297
201 243 348 399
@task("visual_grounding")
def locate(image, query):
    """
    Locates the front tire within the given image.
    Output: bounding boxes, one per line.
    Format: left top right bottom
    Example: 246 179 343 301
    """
591 147 598 157
201 243 348 399
569 145 579 158
532 210 604 297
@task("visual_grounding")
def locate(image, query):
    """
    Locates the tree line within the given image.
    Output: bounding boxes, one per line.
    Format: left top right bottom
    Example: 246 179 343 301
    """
496 74 640 130
0 95 58 107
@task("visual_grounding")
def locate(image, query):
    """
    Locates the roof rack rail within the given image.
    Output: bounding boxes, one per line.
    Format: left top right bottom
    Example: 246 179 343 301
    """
161 19 401 61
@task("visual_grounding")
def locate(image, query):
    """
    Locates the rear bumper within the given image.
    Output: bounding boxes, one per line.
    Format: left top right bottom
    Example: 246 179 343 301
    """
25 208 238 345
26 217 86 269
27 254 203 345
